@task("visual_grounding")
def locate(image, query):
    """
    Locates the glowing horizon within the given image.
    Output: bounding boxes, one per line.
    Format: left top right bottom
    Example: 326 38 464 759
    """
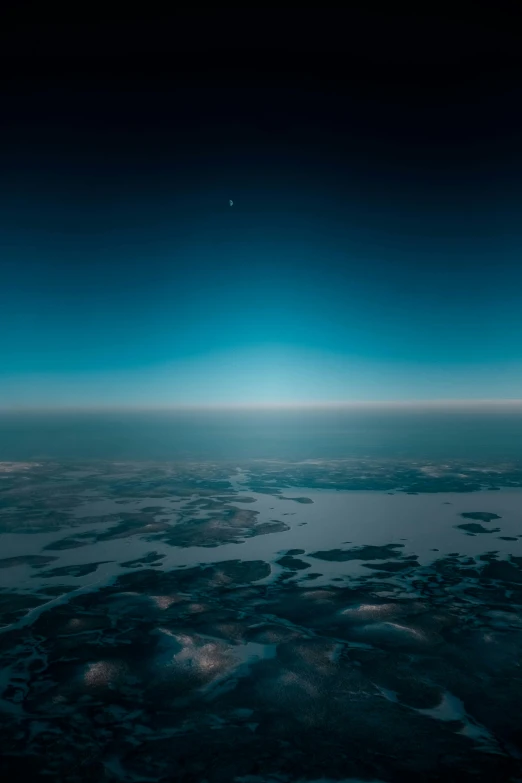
3 345 522 410
3 398 522 413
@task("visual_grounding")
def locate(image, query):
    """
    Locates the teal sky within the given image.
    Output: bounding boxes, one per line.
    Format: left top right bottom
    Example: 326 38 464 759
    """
2 30 522 408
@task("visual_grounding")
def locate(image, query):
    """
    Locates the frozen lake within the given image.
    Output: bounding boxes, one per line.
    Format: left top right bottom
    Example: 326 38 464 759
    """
2 480 521 595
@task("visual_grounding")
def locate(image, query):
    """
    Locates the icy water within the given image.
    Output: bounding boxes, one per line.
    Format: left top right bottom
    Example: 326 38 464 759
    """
3 485 522 592
2 457 522 781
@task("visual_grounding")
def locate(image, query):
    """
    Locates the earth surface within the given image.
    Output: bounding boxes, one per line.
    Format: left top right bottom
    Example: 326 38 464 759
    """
2 458 522 782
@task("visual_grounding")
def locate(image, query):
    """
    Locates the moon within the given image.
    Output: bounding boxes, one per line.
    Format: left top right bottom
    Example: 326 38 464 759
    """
229 199 233 207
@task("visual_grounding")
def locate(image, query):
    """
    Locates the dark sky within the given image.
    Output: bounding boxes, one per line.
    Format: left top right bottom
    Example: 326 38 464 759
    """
2 10 522 406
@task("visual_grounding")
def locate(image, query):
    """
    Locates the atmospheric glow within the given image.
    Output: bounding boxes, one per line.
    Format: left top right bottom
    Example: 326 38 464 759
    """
2 344 522 410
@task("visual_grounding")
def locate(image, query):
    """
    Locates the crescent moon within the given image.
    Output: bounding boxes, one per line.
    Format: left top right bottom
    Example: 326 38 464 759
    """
229 200 233 206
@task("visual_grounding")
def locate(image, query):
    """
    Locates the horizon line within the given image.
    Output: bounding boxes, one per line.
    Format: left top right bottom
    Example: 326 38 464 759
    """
2 399 522 413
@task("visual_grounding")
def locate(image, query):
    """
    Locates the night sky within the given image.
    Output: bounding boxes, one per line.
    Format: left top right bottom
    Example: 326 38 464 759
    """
2 10 522 407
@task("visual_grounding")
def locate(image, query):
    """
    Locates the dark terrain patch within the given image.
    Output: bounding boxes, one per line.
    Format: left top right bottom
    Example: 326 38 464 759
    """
276 555 311 571
456 523 501 535
310 543 405 562
460 511 502 522
36 561 112 578
0 555 58 569
362 559 419 572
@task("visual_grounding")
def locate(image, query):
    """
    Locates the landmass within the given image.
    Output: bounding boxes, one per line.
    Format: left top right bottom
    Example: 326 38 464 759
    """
456 523 502 535
460 512 502 522
1 458 522 780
